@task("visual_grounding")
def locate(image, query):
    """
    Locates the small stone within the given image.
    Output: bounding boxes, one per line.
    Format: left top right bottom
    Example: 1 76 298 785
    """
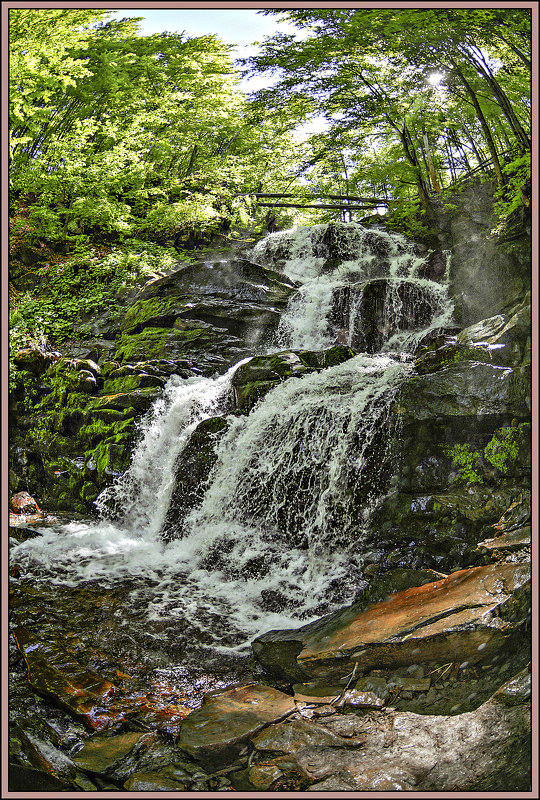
10 492 40 515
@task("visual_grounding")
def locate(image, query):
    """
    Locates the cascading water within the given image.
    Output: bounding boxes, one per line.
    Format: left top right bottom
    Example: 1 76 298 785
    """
10 222 454 663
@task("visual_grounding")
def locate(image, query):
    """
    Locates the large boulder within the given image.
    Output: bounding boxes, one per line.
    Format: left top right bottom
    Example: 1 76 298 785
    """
177 683 296 767
251 562 530 684
116 258 297 374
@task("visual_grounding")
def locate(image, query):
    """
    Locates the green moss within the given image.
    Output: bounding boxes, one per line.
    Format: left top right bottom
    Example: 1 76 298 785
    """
441 443 483 484
122 296 188 333
115 327 211 363
81 481 100 504
484 424 527 475
85 434 133 481
103 374 164 394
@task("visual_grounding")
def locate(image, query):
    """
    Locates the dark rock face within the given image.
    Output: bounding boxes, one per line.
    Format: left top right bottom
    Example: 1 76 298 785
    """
118 258 297 374
330 279 442 353
162 416 229 541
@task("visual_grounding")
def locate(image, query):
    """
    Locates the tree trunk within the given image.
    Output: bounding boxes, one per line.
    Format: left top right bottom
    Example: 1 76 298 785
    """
451 64 505 187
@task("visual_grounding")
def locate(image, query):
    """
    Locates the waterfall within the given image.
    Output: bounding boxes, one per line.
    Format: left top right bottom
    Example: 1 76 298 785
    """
10 222 454 651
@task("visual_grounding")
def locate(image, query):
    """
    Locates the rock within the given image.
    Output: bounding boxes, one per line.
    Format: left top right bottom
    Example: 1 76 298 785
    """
177 683 296 766
251 718 349 753
232 346 354 413
8 763 74 792
252 562 530 684
8 525 44 543
13 628 120 731
245 669 530 791
399 361 530 419
162 416 229 540
477 526 531 553
116 258 296 373
10 720 97 791
73 358 102 376
330 279 444 353
354 567 448 607
72 369 97 394
124 770 189 791
13 348 60 375
92 388 162 412
72 731 153 774
436 179 530 326
10 492 40 515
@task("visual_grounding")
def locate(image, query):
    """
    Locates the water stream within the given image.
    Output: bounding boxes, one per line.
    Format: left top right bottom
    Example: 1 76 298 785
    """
11 223 454 669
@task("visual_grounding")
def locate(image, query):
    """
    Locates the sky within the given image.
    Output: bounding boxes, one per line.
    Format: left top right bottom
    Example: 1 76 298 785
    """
109 8 293 51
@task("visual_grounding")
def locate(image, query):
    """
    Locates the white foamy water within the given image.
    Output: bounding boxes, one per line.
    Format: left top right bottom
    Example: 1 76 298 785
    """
10 223 454 650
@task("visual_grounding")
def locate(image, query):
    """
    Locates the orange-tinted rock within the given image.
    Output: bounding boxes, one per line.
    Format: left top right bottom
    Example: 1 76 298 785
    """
252 562 530 683
178 682 296 766
13 628 120 731
10 492 40 515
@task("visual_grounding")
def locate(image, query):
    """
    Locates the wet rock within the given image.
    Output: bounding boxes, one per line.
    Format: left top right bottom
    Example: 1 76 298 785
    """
399 361 530 420
491 666 530 707
9 720 97 791
232 346 354 413
124 769 189 791
492 491 531 533
13 628 120 731
331 279 441 353
72 730 153 775
177 682 296 766
252 562 530 684
162 416 229 540
10 491 41 515
477 526 531 554
8 525 44 543
8 763 73 792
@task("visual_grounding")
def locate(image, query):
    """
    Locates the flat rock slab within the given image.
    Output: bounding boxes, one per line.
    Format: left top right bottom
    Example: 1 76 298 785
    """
252 562 530 683
478 526 531 552
178 682 295 766
13 628 120 730
72 731 148 774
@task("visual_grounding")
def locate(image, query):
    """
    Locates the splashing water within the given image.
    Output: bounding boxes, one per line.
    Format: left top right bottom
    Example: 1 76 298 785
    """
11 223 453 653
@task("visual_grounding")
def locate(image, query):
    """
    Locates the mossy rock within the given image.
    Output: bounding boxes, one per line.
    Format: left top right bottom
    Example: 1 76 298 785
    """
232 346 356 413
122 296 189 334
81 481 101 504
92 388 162 412
84 435 133 482
102 374 165 394
355 567 447 608
114 327 213 364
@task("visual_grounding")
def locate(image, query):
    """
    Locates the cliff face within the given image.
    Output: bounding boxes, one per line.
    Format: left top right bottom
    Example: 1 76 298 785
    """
427 179 531 326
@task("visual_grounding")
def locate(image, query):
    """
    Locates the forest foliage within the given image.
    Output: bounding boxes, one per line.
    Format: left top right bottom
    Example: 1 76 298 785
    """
9 8 531 372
